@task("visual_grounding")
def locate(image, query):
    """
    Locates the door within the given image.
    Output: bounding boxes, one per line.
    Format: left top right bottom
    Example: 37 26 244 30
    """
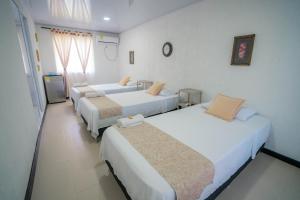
10 1 44 125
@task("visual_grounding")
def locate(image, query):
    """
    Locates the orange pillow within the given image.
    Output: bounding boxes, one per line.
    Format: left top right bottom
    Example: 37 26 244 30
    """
119 76 130 86
206 94 245 121
147 82 165 96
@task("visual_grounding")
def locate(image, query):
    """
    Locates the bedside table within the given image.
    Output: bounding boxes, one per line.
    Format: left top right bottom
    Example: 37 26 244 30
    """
137 80 153 90
177 88 202 109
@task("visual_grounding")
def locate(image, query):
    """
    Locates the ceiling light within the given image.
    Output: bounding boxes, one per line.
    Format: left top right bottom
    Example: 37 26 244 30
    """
103 17 110 21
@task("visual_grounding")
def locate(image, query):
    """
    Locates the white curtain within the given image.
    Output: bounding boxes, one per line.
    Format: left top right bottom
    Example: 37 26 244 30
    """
67 73 88 91
74 33 92 74
51 29 72 96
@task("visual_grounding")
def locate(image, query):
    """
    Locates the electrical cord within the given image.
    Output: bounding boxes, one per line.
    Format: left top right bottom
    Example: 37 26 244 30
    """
104 43 119 61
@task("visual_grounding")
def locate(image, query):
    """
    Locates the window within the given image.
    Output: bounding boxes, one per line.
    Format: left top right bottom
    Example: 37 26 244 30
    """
53 35 95 74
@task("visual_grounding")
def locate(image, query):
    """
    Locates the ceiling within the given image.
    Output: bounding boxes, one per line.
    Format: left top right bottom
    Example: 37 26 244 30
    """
23 0 201 33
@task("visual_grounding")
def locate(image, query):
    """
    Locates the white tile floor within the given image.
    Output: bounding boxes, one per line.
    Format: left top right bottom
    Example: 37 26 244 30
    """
31 101 300 200
31 101 126 200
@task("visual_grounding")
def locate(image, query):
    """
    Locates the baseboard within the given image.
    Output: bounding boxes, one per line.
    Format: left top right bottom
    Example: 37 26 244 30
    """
24 106 47 200
262 148 300 168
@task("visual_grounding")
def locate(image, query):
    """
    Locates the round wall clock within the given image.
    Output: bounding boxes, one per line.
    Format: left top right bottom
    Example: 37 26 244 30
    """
162 42 173 57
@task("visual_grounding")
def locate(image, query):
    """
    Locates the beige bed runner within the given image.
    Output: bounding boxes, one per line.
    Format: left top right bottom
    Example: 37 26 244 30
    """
77 86 95 97
115 122 214 200
89 96 122 119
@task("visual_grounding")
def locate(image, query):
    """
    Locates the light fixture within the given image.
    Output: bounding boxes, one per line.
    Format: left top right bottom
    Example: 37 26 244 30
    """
103 17 110 21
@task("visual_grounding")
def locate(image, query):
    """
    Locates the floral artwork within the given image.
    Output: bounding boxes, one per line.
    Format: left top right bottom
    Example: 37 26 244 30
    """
231 34 255 65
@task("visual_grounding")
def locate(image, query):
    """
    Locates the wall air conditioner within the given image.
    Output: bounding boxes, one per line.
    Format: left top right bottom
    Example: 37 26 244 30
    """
97 33 119 45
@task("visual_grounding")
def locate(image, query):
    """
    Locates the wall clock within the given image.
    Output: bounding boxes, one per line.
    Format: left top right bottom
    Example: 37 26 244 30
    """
162 42 173 57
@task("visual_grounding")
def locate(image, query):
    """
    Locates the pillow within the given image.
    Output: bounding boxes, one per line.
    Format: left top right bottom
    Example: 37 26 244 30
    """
85 90 106 98
147 82 165 96
73 82 88 87
201 101 211 109
236 107 257 121
206 94 245 121
127 80 137 86
119 76 130 86
159 89 175 96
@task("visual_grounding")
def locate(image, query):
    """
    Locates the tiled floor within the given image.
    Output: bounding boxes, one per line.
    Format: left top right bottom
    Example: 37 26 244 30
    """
31 101 300 200
31 101 126 200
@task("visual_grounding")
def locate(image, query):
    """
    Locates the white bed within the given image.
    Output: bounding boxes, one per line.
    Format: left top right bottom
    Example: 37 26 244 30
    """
71 83 137 110
100 104 271 200
77 90 178 138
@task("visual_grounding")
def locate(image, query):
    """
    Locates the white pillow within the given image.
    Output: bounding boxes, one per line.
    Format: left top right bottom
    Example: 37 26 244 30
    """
85 90 106 98
201 101 211 109
73 82 88 87
159 89 175 96
236 107 257 121
126 80 137 86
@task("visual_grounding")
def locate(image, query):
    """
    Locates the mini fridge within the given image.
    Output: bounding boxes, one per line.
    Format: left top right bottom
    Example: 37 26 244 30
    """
43 75 66 103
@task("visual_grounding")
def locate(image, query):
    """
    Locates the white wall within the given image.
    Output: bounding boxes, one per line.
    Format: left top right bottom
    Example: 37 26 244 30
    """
118 0 300 161
37 25 120 84
0 0 42 199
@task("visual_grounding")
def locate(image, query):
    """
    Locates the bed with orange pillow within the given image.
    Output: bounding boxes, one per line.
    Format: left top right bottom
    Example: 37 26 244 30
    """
100 100 271 200
77 85 178 138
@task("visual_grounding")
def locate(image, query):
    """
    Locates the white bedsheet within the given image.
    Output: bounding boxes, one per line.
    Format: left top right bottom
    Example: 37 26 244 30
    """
77 90 178 138
100 104 271 200
71 83 137 110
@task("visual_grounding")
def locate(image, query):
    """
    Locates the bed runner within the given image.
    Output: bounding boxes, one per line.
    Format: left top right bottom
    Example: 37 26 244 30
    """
115 122 214 200
89 96 122 119
77 86 95 97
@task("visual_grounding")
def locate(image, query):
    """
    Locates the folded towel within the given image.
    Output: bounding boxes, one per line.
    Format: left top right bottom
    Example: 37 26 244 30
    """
85 90 106 98
117 114 145 128
73 82 88 87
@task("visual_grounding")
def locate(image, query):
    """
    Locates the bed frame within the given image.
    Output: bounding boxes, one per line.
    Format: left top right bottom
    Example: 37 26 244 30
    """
81 114 106 141
105 144 265 200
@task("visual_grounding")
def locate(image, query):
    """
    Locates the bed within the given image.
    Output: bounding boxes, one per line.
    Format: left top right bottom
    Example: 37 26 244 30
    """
70 83 137 110
100 104 271 200
77 90 178 138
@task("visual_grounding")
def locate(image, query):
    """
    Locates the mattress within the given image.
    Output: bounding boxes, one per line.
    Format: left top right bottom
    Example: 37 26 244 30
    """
77 90 178 138
70 83 137 110
100 104 271 200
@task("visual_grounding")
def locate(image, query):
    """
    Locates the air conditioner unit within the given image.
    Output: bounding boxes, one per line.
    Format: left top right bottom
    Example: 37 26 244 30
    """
97 34 119 45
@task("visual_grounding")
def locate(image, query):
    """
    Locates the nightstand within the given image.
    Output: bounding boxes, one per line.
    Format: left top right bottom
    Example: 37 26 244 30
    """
137 80 153 90
177 88 202 109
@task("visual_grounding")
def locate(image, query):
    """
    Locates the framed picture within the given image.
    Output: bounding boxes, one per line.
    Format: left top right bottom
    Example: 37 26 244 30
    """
231 34 255 65
129 51 134 64
36 49 40 62
35 33 39 42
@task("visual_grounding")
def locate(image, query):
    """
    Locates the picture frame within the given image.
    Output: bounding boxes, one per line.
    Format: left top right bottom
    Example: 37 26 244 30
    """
36 49 40 62
129 51 134 64
231 34 255 66
35 33 39 43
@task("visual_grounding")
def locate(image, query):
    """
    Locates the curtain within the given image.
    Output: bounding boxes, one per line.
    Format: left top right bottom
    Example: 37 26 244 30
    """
51 29 72 96
74 33 92 75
